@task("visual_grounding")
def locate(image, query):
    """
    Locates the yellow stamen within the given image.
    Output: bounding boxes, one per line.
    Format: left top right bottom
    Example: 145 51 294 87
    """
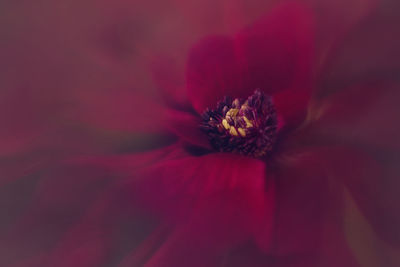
226 108 239 118
243 116 253 128
238 128 246 137
222 119 230 130
229 126 238 136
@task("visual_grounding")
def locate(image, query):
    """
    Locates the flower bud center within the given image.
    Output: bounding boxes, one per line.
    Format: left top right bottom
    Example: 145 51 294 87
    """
200 89 277 157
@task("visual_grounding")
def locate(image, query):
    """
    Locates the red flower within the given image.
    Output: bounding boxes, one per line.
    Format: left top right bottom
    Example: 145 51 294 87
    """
1 1 399 267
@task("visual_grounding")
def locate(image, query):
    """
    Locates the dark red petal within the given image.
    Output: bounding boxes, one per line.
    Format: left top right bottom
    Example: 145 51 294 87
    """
186 2 315 119
331 147 400 246
303 94 400 244
272 87 312 129
131 153 274 264
186 35 245 113
273 143 400 252
118 225 169 267
42 190 134 267
308 0 378 70
224 231 358 267
235 2 314 94
41 148 186 267
235 2 314 127
0 166 113 266
165 108 211 149
269 146 361 265
315 82 400 150
144 192 264 267
134 152 268 221
0 145 178 266
317 0 396 92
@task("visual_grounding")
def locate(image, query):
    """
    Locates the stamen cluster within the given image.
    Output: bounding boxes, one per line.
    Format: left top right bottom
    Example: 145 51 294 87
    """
200 89 278 157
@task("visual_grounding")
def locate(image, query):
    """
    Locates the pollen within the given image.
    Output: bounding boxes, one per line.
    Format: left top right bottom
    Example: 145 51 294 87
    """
243 116 253 128
222 119 230 130
200 89 278 157
229 126 238 136
237 127 246 137
226 108 239 118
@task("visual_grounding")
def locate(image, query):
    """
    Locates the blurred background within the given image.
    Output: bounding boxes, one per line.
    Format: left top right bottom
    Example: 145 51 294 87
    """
0 0 399 266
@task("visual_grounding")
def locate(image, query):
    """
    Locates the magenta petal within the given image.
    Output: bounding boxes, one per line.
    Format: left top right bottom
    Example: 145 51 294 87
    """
306 95 400 243
42 192 127 267
234 2 314 126
316 82 400 150
0 165 114 266
326 147 400 245
165 108 211 149
270 146 358 260
218 223 358 267
272 86 312 129
317 0 394 90
186 35 245 113
186 2 315 118
0 145 180 266
235 2 314 94
134 152 268 222
309 85 400 244
144 193 262 267
131 153 274 263
274 145 400 250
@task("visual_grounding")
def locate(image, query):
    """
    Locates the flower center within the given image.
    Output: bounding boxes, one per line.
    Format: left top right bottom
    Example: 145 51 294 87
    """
200 89 277 157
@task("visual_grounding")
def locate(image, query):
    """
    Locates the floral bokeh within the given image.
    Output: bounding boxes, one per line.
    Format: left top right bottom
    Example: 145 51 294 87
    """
0 0 399 266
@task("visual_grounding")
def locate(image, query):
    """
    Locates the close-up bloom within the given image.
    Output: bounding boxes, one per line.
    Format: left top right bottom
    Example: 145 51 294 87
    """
1 0 399 266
